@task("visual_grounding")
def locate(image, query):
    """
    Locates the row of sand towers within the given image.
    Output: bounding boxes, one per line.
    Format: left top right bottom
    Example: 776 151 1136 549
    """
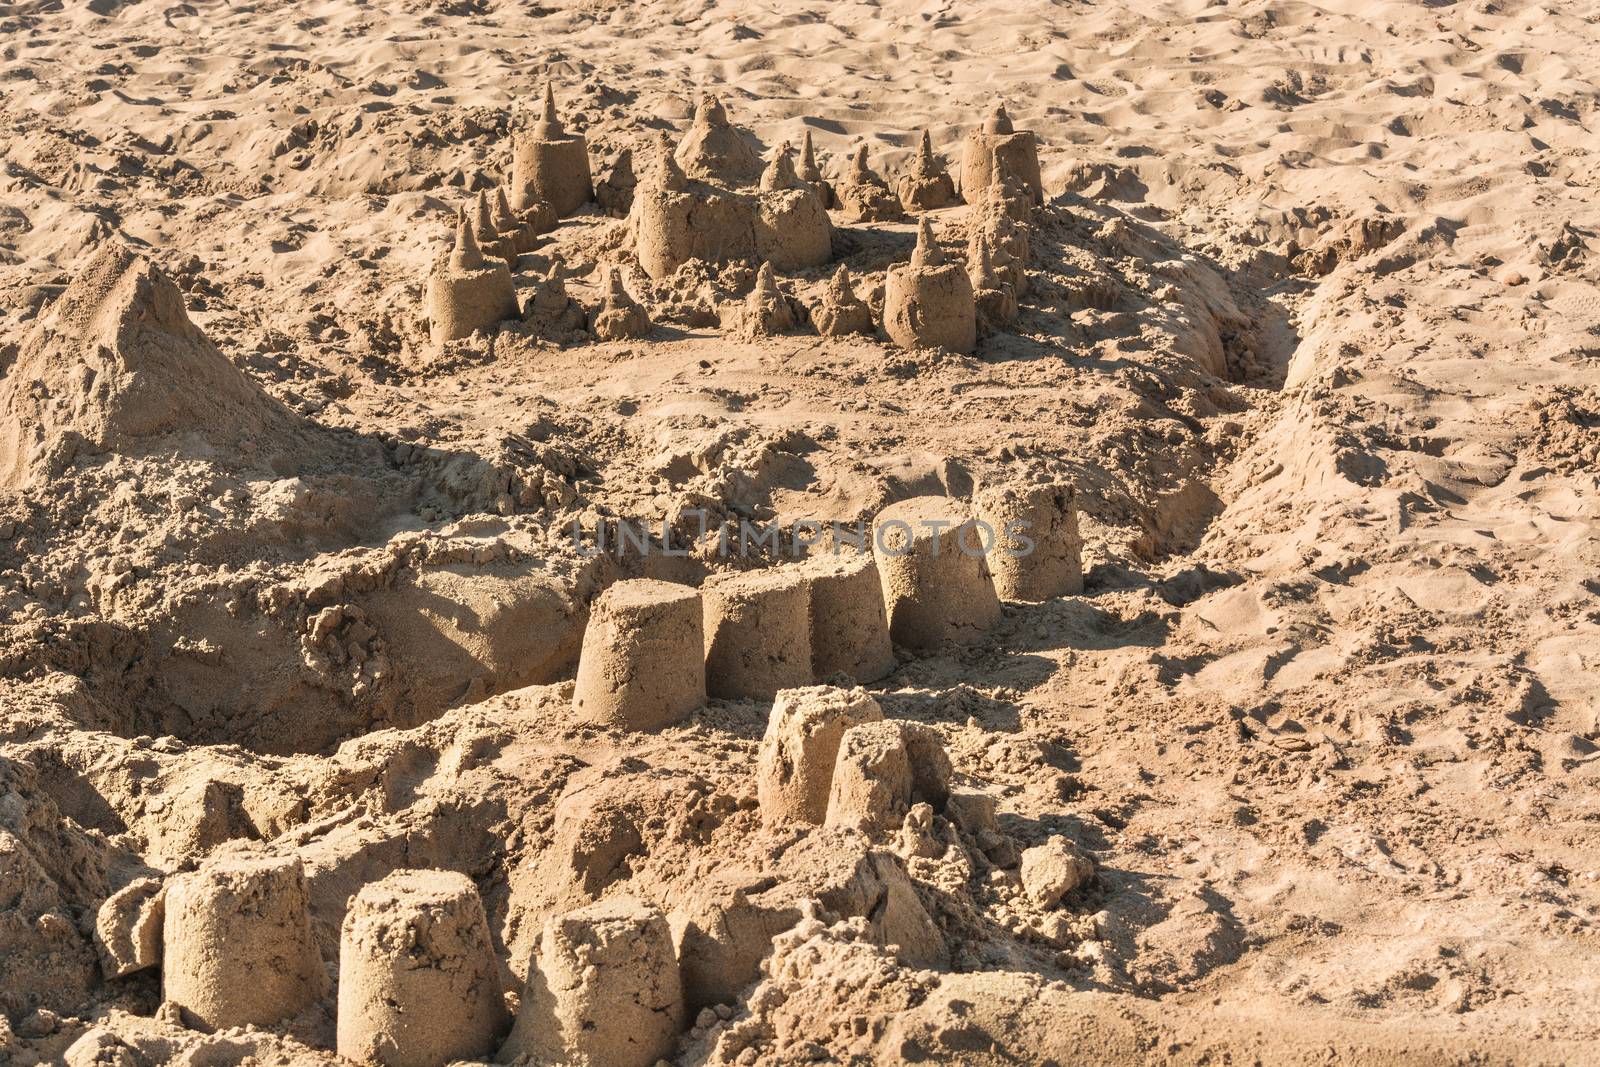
425 86 1045 353
149 489 1080 1067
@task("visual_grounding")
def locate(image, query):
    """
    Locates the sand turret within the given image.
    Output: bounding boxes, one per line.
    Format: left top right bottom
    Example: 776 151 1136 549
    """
798 129 836 208
731 262 802 340
572 579 706 731
757 686 885 826
425 216 520 348
337 870 507 1067
588 267 652 340
961 100 1043 205
471 189 515 263
838 143 904 222
974 481 1083 600
162 853 326 1031
968 233 1018 331
810 264 874 338
802 550 896 681
871 495 1002 648
882 217 976 353
895 130 958 212
675 93 764 186
511 82 594 217
702 567 814 700
760 142 802 192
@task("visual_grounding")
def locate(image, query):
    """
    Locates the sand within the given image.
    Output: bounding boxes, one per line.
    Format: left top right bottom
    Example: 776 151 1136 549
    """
1 0 1598 1064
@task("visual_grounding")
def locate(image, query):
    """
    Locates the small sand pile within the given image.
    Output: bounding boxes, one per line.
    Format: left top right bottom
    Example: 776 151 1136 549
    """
810 264 875 337
588 266 652 340
729 262 803 339
837 144 904 222
895 130 958 212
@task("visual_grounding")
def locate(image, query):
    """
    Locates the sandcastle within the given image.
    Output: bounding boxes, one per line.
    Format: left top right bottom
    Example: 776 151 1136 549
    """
162 853 325 1031
588 266 652 340
810 264 875 337
521 261 586 337
968 233 1019 331
632 125 832 280
895 130 958 212
757 685 884 826
511 83 593 217
882 217 977 354
675 94 763 185
702 566 813 700
837 144 904 222
872 495 1002 648
975 481 1084 600
501 896 684 1067
803 550 896 682
825 719 953 836
571 579 706 731
492 187 537 254
730 261 803 339
424 216 520 347
960 101 1043 205
337 869 506 1067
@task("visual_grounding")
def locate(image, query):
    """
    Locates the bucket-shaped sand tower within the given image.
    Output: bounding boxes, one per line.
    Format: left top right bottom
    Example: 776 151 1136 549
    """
871 495 1002 648
702 567 813 700
162 853 326 1031
572 579 706 731
337 869 507 1067
961 101 1043 205
500 896 684 1067
975 482 1084 600
511 83 593 217
804 551 896 682
757 685 884 826
882 218 977 354
425 217 520 347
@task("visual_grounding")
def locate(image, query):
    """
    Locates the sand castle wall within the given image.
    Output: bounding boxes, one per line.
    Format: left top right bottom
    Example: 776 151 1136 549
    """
633 182 831 280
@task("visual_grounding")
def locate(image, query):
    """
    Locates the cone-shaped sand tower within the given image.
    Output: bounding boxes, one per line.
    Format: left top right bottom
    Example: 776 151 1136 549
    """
493 186 536 254
511 82 594 217
760 142 802 192
471 189 515 263
588 266 652 340
968 233 1018 331
425 216 520 347
810 264 875 338
895 130 958 212
675 93 764 186
961 100 1043 205
731 262 802 340
798 129 836 208
882 218 976 353
838 143 904 222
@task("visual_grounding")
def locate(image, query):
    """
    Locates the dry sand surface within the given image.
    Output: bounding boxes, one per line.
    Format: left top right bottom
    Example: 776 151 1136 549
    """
1 0 1598 1063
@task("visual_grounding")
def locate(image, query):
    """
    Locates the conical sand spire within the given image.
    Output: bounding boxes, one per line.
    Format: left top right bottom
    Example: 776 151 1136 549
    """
753 261 780 299
985 101 1014 135
698 94 729 126
831 263 853 290
451 215 485 271
917 129 935 166
492 188 518 231
911 217 944 268
760 142 801 191
535 82 565 138
606 266 630 302
800 130 822 179
850 143 873 182
654 132 689 191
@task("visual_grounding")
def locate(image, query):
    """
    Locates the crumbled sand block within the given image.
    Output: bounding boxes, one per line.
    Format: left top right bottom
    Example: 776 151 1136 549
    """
424 217 520 347
1019 836 1095 908
336 869 506 1067
872 495 1002 648
757 685 884 826
572 578 706 731
810 264 875 338
882 217 976 354
803 551 896 681
94 878 163 979
895 130 958 211
675 94 763 186
502 896 684 1067
162 853 325 1031
968 233 1019 332
511 83 593 217
731 262 802 339
588 266 652 340
837 144 904 222
797 129 836 208
702 567 813 700
825 719 950 836
960 101 1043 205
975 482 1084 600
